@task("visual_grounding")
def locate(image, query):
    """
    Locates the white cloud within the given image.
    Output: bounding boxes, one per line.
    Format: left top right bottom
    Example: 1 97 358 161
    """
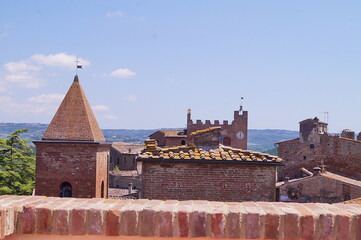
30 53 90 69
5 72 43 88
0 96 49 114
106 11 123 17
122 95 138 101
103 114 118 120
92 104 110 111
110 68 136 78
28 93 65 103
4 61 41 72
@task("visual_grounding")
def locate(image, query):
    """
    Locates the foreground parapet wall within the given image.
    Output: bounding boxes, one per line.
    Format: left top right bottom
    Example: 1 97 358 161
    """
0 195 360 239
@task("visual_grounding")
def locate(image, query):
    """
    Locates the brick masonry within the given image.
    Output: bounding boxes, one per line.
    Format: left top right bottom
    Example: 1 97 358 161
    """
278 118 361 180
187 109 248 149
142 162 277 202
35 142 110 198
1 195 361 239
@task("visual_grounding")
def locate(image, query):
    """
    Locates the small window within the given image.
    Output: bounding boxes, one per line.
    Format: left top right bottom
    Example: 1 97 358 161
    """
101 181 104 198
303 156 307 160
310 144 314 149
60 182 72 198
223 137 231 146
181 140 186 145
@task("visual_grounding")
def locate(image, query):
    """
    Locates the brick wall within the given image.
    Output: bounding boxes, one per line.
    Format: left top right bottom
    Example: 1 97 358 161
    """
187 110 248 149
278 135 361 180
1 195 361 239
35 142 109 198
164 137 187 147
142 162 276 201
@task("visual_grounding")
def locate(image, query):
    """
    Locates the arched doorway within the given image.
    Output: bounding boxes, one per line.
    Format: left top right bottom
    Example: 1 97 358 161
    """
223 136 231 146
60 182 72 198
101 181 104 198
181 140 186 145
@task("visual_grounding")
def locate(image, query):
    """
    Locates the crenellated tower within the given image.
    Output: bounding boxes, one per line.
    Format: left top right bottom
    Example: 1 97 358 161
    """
186 106 248 149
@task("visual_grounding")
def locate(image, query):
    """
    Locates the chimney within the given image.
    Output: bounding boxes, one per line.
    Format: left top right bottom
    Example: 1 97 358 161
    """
284 177 290 183
313 167 321 175
128 183 133 194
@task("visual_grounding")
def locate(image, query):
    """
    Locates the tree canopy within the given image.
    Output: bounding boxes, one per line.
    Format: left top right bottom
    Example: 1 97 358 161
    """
0 129 35 195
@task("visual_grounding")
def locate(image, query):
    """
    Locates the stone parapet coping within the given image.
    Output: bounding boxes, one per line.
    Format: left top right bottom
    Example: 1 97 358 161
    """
0 195 360 239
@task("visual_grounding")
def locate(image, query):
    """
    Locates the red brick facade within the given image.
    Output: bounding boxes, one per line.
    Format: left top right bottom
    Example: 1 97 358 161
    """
34 75 110 198
278 118 361 180
187 108 248 149
149 130 186 147
1 195 361 239
141 162 277 201
35 142 109 198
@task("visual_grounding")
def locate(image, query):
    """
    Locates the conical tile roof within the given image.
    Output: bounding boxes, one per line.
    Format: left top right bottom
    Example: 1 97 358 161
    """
42 75 105 142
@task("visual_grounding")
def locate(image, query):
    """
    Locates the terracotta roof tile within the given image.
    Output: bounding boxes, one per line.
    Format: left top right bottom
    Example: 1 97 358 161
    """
139 139 282 164
42 75 105 142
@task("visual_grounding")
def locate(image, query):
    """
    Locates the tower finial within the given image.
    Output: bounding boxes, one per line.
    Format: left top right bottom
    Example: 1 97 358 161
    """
75 57 83 75
240 96 244 112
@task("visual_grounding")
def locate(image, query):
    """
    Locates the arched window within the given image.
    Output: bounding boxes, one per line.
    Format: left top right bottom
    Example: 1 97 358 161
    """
223 137 231 146
181 140 186 145
60 182 72 198
101 181 104 198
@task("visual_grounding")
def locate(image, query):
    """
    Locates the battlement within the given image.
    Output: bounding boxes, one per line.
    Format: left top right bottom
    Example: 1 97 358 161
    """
188 110 248 128
1 196 360 239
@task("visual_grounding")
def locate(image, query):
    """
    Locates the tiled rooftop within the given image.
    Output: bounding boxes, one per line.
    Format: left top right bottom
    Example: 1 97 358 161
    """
112 143 144 154
321 171 361 187
276 170 361 187
42 75 105 142
139 139 282 164
151 129 186 137
190 126 221 136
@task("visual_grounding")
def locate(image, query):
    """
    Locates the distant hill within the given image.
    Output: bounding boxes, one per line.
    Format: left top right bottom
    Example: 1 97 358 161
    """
0 123 298 154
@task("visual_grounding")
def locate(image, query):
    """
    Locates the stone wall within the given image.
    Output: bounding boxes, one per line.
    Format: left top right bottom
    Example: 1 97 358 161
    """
142 162 276 202
109 147 137 171
108 171 141 189
35 142 109 198
279 174 361 203
278 135 361 180
1 195 361 239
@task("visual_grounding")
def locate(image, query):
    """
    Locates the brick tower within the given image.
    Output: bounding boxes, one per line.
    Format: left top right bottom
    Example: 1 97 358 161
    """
187 106 248 149
34 75 110 198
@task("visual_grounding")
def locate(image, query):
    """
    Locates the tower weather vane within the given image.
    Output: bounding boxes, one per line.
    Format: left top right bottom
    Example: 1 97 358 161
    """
75 57 82 75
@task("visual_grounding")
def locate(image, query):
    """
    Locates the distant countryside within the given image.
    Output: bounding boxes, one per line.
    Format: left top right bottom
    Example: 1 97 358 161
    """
0 122 298 155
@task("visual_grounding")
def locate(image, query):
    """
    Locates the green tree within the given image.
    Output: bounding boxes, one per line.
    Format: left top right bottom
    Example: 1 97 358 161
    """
0 129 35 195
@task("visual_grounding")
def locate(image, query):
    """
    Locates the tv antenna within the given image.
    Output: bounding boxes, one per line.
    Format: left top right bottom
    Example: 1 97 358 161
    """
320 112 329 124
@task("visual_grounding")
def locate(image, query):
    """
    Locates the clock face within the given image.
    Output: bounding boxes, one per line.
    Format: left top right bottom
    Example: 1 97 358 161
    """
236 131 244 140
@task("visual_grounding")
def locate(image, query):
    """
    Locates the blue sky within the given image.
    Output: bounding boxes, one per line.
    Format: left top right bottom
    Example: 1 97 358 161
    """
0 1 360 133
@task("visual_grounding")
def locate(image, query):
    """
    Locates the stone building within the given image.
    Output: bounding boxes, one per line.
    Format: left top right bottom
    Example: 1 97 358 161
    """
148 129 187 147
277 167 361 203
109 143 143 171
187 107 248 149
138 133 283 202
277 117 361 180
34 75 110 198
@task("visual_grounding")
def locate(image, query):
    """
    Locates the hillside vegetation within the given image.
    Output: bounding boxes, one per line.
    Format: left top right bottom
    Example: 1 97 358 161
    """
0 123 298 154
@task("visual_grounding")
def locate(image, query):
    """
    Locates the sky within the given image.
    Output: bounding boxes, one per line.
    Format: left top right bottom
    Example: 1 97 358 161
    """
0 1 361 133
